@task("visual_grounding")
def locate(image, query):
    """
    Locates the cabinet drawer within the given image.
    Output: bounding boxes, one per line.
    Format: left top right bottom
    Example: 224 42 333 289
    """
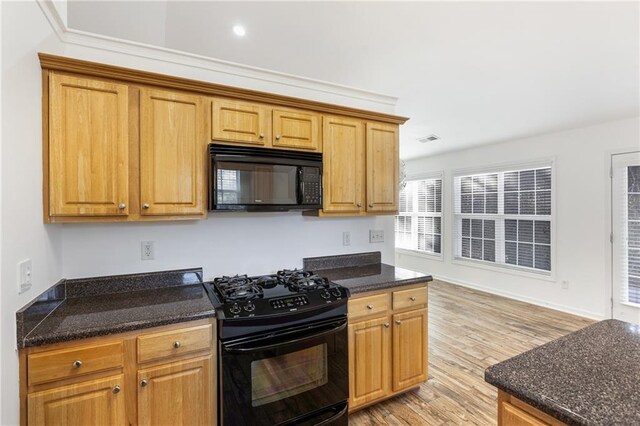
348 293 388 320
392 286 427 311
501 401 549 426
137 324 212 363
28 341 124 386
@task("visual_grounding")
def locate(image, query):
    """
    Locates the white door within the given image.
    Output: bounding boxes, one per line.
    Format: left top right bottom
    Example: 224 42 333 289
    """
612 151 640 321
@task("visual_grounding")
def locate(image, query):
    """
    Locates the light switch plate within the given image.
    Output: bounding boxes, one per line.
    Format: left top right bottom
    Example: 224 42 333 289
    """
342 232 351 246
369 230 384 243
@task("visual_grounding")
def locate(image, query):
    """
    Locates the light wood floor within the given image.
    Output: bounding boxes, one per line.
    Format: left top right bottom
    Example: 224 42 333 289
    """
349 280 595 426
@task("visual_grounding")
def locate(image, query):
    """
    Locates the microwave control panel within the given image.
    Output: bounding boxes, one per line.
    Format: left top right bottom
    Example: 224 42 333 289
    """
300 167 322 206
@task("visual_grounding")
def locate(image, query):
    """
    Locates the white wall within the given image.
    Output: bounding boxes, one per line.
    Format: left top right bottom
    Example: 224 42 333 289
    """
0 2 395 425
396 117 640 320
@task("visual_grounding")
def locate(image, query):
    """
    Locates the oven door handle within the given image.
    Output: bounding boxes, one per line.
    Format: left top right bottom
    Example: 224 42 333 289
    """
224 320 347 354
313 402 348 426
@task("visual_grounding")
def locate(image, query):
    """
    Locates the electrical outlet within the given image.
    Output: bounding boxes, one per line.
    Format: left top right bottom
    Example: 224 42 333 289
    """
561 280 569 289
18 259 32 294
141 241 154 260
342 232 351 246
369 230 384 243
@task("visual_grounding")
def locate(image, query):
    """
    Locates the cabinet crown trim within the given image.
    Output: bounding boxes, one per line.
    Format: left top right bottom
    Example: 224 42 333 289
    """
38 53 409 125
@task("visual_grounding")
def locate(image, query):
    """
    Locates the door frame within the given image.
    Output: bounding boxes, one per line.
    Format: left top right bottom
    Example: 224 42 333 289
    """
607 149 640 319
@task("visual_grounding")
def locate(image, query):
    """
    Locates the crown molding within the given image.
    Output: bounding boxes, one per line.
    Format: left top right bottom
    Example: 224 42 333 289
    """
36 0 399 109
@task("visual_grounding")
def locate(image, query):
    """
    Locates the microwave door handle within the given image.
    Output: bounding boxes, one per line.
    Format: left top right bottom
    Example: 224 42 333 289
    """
224 320 347 354
297 167 304 205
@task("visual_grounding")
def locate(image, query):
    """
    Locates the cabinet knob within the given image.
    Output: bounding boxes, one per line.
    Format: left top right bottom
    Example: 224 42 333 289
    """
357 203 362 208
118 203 126 210
140 379 148 387
369 203 374 208
259 133 265 139
112 385 121 394
395 320 401 325
173 341 181 349
384 323 390 328
366 304 374 310
73 360 82 369
275 134 281 140
142 203 150 209
410 296 416 301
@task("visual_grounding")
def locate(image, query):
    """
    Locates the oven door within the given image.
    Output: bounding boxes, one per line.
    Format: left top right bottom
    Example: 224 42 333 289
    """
220 318 349 426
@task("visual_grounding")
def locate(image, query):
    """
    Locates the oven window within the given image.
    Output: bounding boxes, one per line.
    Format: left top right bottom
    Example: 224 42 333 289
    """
251 344 328 407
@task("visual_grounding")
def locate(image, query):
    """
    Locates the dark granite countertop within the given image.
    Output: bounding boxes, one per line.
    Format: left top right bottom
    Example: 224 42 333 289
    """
17 268 215 348
304 251 432 294
485 319 640 425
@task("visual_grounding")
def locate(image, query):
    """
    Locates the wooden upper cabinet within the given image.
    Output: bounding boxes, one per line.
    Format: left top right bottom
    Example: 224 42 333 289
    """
138 356 212 426
392 308 428 392
27 374 126 426
140 89 207 216
211 99 269 146
366 122 399 213
48 73 129 217
272 109 321 151
348 316 390 410
322 116 365 213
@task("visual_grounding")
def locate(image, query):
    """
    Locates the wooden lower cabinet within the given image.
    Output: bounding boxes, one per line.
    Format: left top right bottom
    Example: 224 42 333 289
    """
138 356 212 426
27 375 126 426
20 319 215 426
348 317 391 408
498 390 566 426
348 284 428 412
392 308 428 391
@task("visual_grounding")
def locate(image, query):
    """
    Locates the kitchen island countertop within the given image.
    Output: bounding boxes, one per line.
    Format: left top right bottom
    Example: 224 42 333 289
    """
485 319 640 425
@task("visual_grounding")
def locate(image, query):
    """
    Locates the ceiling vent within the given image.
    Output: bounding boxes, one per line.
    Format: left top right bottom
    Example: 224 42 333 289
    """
418 134 441 143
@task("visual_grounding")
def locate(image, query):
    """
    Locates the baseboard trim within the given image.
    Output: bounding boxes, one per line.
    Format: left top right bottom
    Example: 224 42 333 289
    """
432 273 606 321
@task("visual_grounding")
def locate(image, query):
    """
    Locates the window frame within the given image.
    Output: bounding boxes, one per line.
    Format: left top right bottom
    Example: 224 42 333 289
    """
395 171 444 261
451 159 556 281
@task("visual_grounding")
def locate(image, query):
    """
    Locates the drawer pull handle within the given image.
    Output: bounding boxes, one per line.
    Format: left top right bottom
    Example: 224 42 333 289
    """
395 320 401 325
112 385 121 394
384 323 390 328
275 134 281 140
140 379 148 387
259 133 265 139
174 341 181 349
73 360 82 369
366 304 374 310
410 296 416 301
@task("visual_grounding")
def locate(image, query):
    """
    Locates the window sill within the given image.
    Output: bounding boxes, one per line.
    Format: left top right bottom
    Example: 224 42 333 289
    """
395 248 444 262
452 257 555 282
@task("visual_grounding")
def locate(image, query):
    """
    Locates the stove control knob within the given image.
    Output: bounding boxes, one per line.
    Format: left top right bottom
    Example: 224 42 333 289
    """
320 290 331 300
244 302 256 312
330 288 342 297
229 303 241 315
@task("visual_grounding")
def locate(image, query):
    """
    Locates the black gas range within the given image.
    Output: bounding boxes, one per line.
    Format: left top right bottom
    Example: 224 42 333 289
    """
204 269 350 426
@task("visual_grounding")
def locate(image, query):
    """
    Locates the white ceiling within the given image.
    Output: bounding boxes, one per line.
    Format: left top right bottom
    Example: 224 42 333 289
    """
67 1 640 159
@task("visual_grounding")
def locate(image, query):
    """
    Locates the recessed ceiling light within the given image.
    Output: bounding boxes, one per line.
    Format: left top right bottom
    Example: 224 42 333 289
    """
233 25 246 37
418 134 441 143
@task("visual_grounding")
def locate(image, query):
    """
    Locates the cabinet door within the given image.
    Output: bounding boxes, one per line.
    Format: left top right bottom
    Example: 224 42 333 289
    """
27 375 125 426
212 99 269 146
322 116 365 213
138 356 212 426
140 89 206 216
348 316 390 410
500 402 549 426
49 73 129 217
392 308 428 391
272 109 321 151
366 122 399 213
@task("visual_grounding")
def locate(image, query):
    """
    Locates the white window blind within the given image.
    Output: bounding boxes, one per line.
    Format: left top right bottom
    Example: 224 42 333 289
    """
621 165 640 303
395 176 442 255
454 165 552 274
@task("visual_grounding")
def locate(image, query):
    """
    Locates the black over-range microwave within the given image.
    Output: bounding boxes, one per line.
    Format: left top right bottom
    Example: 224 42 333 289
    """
209 144 323 211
